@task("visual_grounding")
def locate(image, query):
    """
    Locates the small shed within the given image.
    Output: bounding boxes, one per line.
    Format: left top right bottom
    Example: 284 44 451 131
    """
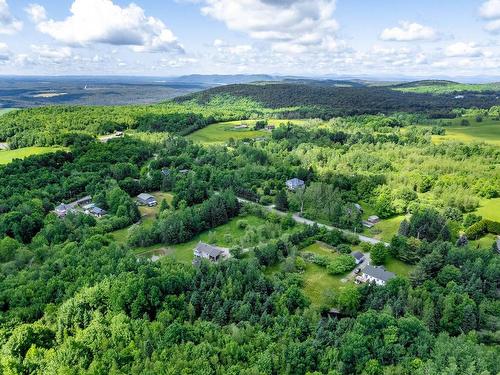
351 251 365 265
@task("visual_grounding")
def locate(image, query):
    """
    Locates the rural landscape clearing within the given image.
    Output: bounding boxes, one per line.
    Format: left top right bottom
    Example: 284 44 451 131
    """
0 0 499 374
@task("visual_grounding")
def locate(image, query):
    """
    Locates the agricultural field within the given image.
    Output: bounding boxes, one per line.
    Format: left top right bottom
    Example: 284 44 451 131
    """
0 146 66 165
432 116 500 146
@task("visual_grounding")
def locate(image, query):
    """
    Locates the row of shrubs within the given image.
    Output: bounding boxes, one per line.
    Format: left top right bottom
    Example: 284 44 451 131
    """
464 219 500 239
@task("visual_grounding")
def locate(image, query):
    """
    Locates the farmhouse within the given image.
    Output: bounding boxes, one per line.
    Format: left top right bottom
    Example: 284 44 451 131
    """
193 242 225 262
351 251 365 265
161 168 171 176
137 193 157 207
286 178 305 191
357 265 395 286
54 203 72 217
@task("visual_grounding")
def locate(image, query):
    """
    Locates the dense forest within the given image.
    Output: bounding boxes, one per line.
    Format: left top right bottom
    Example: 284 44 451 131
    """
177 82 500 118
0 85 499 374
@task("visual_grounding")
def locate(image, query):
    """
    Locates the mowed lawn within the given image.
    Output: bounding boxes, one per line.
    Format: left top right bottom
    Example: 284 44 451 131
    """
300 242 348 309
385 256 414 277
475 198 500 221
135 214 268 264
360 202 406 242
187 120 270 144
0 146 66 165
432 117 500 146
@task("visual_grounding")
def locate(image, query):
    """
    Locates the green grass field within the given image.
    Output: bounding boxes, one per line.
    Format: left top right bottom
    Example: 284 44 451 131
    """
0 146 66 165
187 120 270 144
360 202 406 241
475 198 500 221
300 242 348 308
471 233 497 249
385 256 414 277
431 117 500 146
135 214 268 264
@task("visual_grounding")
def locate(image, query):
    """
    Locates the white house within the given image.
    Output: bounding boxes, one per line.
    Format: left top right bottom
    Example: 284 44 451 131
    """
357 265 395 286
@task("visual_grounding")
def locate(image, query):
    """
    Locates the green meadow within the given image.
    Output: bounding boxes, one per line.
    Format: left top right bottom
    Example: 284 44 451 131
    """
432 117 500 146
475 198 500 222
187 120 270 144
300 242 349 308
0 146 66 165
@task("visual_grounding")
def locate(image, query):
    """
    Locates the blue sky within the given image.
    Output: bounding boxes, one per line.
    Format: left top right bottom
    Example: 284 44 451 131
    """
0 0 499 78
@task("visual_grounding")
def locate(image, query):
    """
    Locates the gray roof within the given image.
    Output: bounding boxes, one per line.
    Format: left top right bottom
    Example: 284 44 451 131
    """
363 265 395 282
195 242 223 258
137 193 156 201
90 206 106 215
352 251 365 261
286 178 305 187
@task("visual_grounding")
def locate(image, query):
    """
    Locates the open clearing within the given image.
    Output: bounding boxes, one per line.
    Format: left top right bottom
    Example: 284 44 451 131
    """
111 192 174 244
431 117 500 146
187 120 270 144
360 202 406 242
475 198 500 221
0 146 66 165
135 214 268 264
300 242 348 308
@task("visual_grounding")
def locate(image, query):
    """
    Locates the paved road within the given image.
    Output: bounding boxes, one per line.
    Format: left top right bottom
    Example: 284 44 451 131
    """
235 197 389 247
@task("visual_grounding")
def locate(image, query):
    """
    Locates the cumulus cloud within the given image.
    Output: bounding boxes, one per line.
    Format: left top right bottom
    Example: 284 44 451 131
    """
479 0 500 19
35 0 183 53
0 0 22 34
479 0 500 32
445 42 484 57
380 21 437 41
25 3 47 23
201 0 340 53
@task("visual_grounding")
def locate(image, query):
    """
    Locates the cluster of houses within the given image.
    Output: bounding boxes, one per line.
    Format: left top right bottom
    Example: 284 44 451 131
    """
54 196 107 218
192 242 229 266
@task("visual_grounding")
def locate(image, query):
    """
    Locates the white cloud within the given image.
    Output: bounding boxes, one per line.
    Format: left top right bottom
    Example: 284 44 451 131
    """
0 41 9 61
201 0 339 53
25 3 47 23
479 0 500 33
0 0 22 34
36 0 183 53
380 21 437 41
31 44 72 61
479 0 500 19
445 42 484 57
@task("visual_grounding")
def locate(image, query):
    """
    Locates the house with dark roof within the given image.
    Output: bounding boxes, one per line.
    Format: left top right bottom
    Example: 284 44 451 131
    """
193 242 226 263
286 178 305 191
54 203 71 217
357 265 395 286
351 251 365 265
137 193 157 207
